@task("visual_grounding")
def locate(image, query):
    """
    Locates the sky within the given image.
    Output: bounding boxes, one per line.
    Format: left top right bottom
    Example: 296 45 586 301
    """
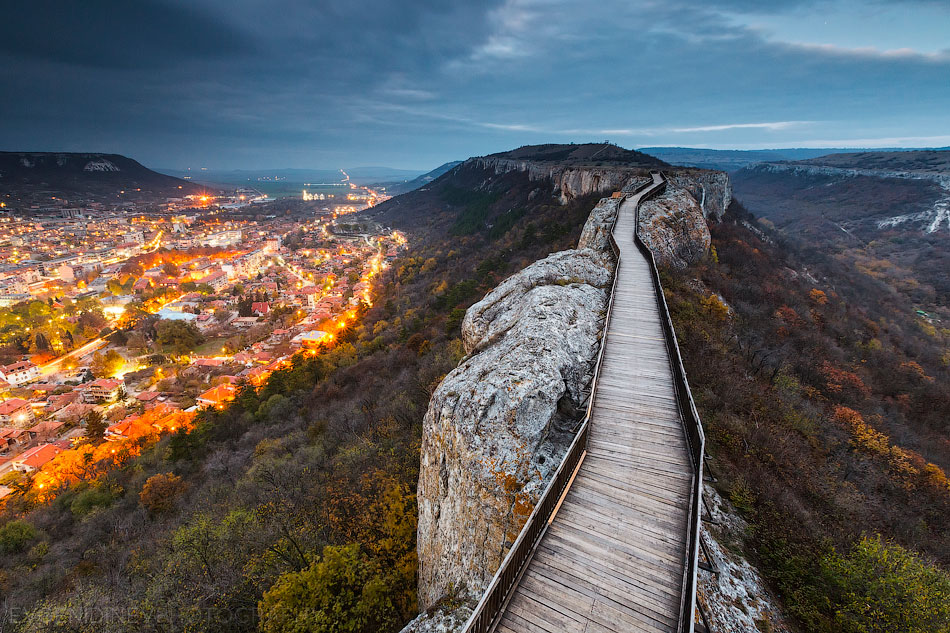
1 0 948 170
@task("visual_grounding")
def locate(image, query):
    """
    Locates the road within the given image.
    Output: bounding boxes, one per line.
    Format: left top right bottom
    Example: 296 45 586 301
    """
39 336 108 377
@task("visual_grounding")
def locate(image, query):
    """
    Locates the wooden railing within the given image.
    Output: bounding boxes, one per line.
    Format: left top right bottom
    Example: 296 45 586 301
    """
634 173 706 633
461 173 706 633
462 185 646 633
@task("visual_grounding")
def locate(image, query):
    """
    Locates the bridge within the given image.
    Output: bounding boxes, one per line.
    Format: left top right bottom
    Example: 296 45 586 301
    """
464 173 708 633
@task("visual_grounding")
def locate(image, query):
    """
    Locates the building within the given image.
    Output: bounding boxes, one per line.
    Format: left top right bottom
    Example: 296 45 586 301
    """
232 316 260 328
0 398 35 428
196 383 238 409
0 293 31 308
0 360 40 386
82 378 124 403
291 330 332 350
11 444 62 473
201 271 228 292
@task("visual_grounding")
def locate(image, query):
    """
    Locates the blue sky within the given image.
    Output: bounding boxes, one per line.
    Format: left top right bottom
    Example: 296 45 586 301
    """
1 0 947 169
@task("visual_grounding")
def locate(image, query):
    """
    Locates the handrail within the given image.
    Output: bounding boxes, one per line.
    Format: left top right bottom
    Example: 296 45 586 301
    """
461 174 705 633
462 188 639 633
634 173 706 633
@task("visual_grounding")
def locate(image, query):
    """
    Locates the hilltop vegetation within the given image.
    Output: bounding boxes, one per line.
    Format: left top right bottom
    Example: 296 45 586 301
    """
488 142 667 167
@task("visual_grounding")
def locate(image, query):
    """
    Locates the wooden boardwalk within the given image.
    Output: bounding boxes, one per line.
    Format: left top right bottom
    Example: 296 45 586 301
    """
494 177 695 633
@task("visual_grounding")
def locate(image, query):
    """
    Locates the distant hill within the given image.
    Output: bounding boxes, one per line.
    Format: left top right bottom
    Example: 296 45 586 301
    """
489 143 666 167
794 149 950 174
639 147 950 172
0 152 204 205
638 147 842 171
383 161 463 195
732 148 950 305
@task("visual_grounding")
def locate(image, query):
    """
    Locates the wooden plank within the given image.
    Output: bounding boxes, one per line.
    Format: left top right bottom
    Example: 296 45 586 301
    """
494 185 699 633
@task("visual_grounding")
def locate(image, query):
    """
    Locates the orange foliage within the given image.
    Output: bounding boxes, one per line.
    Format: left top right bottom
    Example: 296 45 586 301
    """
774 305 804 327
899 361 934 382
833 406 950 492
809 288 828 305
29 406 195 502
820 361 871 399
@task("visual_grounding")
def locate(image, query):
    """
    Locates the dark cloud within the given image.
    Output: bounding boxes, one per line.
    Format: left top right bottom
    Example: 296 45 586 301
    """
0 0 251 69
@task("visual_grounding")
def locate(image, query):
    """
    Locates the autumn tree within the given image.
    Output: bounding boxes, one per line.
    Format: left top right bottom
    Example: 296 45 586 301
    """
258 543 399 633
90 349 124 378
139 472 187 515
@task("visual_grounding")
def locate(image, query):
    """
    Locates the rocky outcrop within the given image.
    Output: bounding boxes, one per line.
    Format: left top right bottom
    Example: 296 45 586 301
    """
400 605 473 633
667 170 732 220
471 156 731 223
698 485 794 633
638 185 712 268
471 156 650 204
415 197 621 609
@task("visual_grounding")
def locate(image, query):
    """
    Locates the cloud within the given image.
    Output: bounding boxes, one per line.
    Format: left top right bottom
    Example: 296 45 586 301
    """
0 0 946 169
0 0 251 69
669 121 812 133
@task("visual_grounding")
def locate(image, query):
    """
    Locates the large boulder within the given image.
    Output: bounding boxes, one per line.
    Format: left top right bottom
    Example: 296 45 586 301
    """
415 198 618 609
638 185 712 268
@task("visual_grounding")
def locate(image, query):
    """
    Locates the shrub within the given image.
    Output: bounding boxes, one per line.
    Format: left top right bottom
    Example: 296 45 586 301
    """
139 472 187 515
0 520 37 554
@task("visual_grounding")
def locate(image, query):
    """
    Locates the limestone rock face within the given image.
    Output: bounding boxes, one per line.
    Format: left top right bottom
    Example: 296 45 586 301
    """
698 485 794 632
400 605 473 633
667 171 733 220
416 199 619 609
471 157 648 204
638 185 712 268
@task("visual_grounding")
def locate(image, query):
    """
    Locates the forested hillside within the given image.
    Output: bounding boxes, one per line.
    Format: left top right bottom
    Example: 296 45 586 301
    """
667 201 950 632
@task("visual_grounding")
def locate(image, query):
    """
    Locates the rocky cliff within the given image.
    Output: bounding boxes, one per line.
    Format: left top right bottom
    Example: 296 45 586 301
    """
469 156 731 222
407 164 767 632
469 156 648 205
415 195 620 609
638 185 712 268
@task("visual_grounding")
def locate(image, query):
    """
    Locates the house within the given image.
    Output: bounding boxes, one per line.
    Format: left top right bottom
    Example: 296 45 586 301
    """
46 391 79 414
251 301 270 316
11 444 62 473
105 416 155 441
0 360 40 386
0 427 32 454
232 316 259 328
196 383 238 409
0 398 35 428
193 357 225 367
28 419 65 443
291 330 331 350
82 378 124 403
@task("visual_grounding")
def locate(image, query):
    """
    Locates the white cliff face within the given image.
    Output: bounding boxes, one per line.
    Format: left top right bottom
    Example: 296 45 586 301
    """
754 162 950 233
471 157 649 204
415 197 620 609
698 485 794 633
638 185 712 268
667 171 733 221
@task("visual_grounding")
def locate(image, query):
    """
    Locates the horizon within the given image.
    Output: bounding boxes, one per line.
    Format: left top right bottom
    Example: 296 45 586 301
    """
2 0 948 170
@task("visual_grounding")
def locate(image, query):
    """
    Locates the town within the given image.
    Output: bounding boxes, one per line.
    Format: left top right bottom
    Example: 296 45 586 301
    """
0 187 405 499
